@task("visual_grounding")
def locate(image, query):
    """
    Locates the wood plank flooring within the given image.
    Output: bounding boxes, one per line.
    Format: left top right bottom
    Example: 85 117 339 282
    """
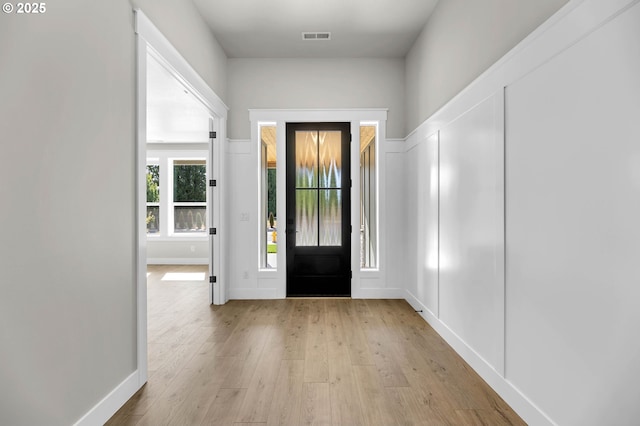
106 265 524 425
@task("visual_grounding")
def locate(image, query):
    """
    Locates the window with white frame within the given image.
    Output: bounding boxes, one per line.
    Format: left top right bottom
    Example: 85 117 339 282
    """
146 150 208 238
172 159 207 234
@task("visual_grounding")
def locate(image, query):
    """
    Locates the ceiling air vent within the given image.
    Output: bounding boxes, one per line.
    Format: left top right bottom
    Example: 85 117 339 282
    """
302 32 331 41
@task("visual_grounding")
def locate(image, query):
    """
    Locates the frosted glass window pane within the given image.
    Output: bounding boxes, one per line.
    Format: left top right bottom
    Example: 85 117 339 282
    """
295 131 317 188
296 189 318 246
320 189 341 246
319 131 341 188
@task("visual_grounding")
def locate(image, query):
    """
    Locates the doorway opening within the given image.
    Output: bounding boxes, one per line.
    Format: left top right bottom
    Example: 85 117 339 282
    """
145 50 214 288
286 122 351 296
135 8 228 388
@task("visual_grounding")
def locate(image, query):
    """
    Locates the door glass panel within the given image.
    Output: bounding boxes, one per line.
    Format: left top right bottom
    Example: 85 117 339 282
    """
294 128 344 247
320 189 342 246
319 131 341 188
295 131 317 188
296 189 318 246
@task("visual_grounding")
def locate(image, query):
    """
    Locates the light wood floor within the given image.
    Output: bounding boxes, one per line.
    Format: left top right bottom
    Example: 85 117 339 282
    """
107 265 524 425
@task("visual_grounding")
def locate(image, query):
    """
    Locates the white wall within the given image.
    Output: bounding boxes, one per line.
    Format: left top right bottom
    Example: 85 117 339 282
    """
226 58 405 139
404 0 568 133
401 0 640 424
0 2 136 425
147 240 208 264
385 146 408 292
0 1 227 424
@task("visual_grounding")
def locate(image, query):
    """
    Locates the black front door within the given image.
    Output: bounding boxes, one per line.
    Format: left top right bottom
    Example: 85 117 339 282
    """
286 123 351 296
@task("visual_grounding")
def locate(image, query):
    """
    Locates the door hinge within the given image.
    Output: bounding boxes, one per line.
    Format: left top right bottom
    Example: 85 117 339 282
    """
209 179 217 187
350 133 352 142
350 271 353 279
209 131 217 139
350 179 352 188
209 276 217 283
350 225 352 233
209 227 217 235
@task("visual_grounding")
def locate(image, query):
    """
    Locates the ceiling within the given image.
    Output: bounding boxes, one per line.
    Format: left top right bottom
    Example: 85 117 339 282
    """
146 53 211 143
191 0 440 58
147 1 441 142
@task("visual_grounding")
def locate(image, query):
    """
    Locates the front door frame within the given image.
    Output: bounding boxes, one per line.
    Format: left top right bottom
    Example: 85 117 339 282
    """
285 122 352 296
251 109 388 299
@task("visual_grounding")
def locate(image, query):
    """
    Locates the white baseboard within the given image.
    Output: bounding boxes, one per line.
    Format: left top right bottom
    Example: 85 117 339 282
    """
73 370 141 426
403 290 556 426
147 257 208 265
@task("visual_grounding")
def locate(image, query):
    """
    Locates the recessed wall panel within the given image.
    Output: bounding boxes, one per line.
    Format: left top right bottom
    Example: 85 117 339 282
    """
404 143 421 299
505 3 640 424
406 133 440 315
439 94 504 371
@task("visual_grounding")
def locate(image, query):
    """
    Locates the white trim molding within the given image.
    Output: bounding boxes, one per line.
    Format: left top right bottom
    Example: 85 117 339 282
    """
134 10 228 118
135 8 228 306
72 372 140 426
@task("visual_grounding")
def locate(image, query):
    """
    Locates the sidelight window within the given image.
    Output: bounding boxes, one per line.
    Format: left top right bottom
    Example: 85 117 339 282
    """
360 124 377 268
260 124 278 269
